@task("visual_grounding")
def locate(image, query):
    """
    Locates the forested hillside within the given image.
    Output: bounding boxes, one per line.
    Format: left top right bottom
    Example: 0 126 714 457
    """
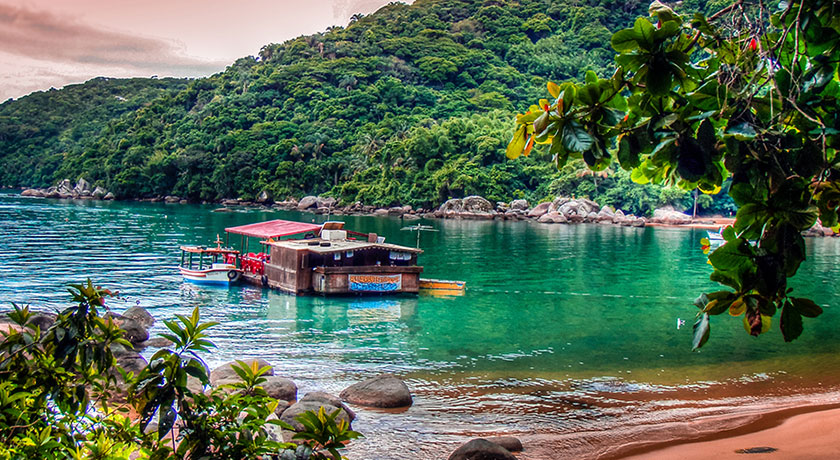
0 0 733 216
0 78 189 188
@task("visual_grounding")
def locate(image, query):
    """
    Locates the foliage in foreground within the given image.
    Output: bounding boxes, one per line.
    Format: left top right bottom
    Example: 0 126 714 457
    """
0 281 359 459
508 0 835 346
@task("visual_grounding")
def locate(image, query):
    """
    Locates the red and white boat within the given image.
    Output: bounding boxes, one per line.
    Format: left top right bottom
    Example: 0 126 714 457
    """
179 236 242 285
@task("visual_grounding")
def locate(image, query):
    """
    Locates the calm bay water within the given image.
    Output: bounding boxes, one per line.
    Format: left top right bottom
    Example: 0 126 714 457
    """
2 192 839 458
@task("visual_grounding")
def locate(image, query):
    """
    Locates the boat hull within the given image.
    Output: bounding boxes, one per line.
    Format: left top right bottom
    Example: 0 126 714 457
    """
419 278 466 290
179 266 241 285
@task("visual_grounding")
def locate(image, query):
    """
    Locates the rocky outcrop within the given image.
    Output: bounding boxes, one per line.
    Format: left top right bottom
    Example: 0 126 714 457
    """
340 373 413 408
448 439 517 460
22 178 112 202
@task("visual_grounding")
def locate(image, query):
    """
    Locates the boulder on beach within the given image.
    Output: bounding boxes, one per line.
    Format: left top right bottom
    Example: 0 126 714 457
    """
105 312 149 345
122 306 154 329
480 436 523 452
527 202 551 218
210 359 274 385
440 198 463 215
74 178 92 194
509 199 529 211
256 190 273 204
316 196 337 209
103 192 115 200
448 439 517 460
261 376 297 402
297 196 318 210
805 222 834 237
651 207 692 225
340 373 412 408
538 212 567 224
300 391 356 419
281 398 354 431
462 196 493 213
92 186 108 199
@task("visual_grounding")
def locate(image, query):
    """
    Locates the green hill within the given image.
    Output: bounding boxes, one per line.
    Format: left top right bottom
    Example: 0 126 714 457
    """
0 0 731 215
0 77 189 188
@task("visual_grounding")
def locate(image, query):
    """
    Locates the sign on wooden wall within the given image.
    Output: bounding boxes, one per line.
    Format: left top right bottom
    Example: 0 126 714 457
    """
348 274 402 292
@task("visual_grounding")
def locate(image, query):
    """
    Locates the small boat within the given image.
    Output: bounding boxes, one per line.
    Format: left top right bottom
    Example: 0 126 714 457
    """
419 278 466 292
706 229 725 242
179 235 242 285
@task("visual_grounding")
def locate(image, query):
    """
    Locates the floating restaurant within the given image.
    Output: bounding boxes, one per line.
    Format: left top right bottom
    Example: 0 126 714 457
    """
181 219 424 295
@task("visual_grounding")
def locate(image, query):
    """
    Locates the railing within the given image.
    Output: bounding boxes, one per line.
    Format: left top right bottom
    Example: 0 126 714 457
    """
240 252 268 275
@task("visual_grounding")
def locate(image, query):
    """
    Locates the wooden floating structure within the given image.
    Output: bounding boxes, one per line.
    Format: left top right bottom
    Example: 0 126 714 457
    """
222 219 423 295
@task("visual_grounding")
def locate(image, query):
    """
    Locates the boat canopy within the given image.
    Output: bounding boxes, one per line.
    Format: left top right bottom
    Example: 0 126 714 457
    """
225 219 323 239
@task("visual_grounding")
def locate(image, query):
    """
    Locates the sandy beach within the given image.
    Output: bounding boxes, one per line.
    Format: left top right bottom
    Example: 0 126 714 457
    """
621 404 840 459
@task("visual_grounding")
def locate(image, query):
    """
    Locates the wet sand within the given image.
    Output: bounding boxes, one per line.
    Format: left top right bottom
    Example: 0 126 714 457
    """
622 405 840 459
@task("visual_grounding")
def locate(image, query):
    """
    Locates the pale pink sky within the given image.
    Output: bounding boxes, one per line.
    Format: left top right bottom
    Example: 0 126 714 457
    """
0 0 399 101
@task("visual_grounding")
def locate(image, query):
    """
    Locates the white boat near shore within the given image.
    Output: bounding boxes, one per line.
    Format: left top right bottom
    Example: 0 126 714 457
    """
179 236 242 286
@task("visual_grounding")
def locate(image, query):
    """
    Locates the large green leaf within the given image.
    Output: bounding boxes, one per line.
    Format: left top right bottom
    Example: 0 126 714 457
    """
692 313 710 351
646 60 673 96
562 122 593 152
506 125 527 159
610 29 639 53
633 17 656 50
791 297 823 317
780 301 803 342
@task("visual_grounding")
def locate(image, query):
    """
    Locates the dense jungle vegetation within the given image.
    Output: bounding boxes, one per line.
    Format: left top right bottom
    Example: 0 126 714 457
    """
0 0 735 216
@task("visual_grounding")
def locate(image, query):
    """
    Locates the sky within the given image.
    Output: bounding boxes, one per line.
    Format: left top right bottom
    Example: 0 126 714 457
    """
0 0 398 102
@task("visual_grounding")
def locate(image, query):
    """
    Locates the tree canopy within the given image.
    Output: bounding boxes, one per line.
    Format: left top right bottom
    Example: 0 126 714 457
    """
0 0 733 215
507 0 837 346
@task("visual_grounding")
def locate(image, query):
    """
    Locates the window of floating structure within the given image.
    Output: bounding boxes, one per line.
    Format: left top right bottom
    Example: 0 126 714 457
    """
346 250 354 258
334 253 341 260
389 251 411 260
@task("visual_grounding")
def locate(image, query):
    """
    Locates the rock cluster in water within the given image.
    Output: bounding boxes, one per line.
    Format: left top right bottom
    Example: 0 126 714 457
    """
21 178 114 200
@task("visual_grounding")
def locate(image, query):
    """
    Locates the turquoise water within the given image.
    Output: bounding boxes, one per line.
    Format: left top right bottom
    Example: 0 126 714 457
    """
2 192 839 458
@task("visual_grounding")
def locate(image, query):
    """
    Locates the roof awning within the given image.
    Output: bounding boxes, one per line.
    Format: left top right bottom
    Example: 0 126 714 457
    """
225 219 323 239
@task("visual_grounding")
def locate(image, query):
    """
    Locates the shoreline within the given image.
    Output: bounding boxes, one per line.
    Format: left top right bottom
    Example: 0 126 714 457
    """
619 402 840 459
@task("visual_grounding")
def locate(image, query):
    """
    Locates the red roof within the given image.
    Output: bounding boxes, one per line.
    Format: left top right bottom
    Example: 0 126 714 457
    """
225 219 322 239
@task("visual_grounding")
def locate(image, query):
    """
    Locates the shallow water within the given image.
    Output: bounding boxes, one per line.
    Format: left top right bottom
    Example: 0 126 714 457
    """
1 192 838 458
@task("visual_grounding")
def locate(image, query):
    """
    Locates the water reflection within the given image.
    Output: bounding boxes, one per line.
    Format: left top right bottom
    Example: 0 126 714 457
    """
2 192 839 459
